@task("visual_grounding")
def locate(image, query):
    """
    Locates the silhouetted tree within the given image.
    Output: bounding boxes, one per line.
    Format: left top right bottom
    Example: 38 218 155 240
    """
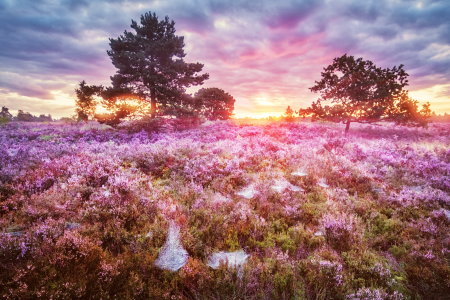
14 110 53 122
107 12 209 118
96 88 149 126
384 91 432 126
159 93 198 118
0 107 13 122
283 105 295 122
75 80 103 121
37 114 52 122
299 54 430 133
16 110 35 122
193 88 235 120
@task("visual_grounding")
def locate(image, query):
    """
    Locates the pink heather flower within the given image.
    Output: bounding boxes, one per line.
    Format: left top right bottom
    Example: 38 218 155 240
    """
349 288 405 300
322 213 355 235
346 288 390 300
423 250 435 260
416 218 438 235
372 263 391 279
19 241 28 258
312 259 344 286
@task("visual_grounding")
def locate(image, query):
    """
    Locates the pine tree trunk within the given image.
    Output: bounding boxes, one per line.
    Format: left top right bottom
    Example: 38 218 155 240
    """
150 88 156 118
345 120 351 134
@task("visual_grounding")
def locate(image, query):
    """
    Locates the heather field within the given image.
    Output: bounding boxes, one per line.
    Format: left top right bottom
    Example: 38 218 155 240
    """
0 121 449 299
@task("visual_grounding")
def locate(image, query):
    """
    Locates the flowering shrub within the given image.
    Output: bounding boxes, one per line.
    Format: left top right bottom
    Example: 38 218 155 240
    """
0 121 449 299
322 212 358 251
346 287 404 300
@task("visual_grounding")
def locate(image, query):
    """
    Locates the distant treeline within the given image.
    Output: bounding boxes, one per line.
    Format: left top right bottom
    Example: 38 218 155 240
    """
429 113 450 122
0 107 53 123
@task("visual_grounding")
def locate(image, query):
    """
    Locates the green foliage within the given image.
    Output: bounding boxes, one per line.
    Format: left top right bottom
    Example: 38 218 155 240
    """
271 262 302 299
367 213 403 250
250 220 295 252
38 134 56 141
343 250 390 288
224 231 241 251
0 107 13 124
296 190 327 226
306 189 327 203
388 245 407 258
341 249 412 298
184 209 228 257
0 116 9 124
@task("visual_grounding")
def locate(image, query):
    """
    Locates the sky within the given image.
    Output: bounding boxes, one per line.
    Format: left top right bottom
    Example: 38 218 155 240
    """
0 0 449 119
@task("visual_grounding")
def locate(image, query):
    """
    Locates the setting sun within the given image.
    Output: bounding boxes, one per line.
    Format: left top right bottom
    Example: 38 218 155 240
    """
410 84 450 114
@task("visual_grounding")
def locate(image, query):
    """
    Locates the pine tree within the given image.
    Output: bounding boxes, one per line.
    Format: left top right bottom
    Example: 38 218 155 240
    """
75 80 103 121
107 12 209 118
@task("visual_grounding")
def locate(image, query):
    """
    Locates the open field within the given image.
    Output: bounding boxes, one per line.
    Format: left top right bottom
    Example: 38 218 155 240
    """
0 121 449 299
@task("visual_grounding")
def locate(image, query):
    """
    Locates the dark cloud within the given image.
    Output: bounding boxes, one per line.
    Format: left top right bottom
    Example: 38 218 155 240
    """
0 0 449 116
172 9 213 34
264 0 322 29
0 78 54 99
338 1 383 21
371 26 399 41
389 0 450 29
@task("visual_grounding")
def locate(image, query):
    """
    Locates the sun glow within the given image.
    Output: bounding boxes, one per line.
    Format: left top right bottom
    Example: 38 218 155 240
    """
231 94 299 119
410 84 450 113
233 110 282 119
94 95 149 117
214 17 229 29
254 95 277 107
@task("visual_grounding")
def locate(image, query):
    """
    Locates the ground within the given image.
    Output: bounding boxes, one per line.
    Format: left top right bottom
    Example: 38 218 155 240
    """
0 120 449 299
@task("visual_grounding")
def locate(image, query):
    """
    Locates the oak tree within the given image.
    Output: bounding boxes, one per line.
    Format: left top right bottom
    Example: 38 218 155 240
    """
299 54 430 132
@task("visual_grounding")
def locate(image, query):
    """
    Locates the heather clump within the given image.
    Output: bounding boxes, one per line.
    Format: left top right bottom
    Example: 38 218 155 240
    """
322 212 359 251
0 121 449 298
